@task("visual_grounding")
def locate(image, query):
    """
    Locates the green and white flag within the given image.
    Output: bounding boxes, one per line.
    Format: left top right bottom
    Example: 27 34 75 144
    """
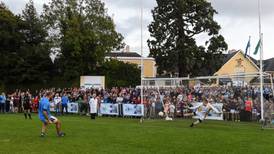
253 39 261 55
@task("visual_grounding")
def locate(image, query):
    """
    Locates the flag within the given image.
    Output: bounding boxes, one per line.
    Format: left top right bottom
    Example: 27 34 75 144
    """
253 39 261 55
245 37 251 57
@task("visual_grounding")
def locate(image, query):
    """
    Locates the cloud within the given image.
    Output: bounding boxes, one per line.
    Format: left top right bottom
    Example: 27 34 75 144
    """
2 0 274 59
2 0 50 14
103 0 156 10
102 0 155 55
210 0 274 59
211 0 274 18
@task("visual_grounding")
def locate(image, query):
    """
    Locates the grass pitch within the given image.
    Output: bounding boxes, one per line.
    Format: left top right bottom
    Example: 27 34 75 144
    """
0 114 274 154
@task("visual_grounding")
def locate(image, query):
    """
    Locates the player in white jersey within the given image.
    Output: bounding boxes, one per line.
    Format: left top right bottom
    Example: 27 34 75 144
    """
189 97 220 127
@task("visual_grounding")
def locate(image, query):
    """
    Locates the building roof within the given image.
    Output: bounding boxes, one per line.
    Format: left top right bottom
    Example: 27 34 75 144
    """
221 51 257 67
264 57 274 72
219 50 274 72
105 52 142 58
221 51 238 66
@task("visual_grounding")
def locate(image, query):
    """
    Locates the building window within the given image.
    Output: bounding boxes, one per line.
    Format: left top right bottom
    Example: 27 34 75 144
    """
234 58 246 86
165 80 172 86
149 80 155 86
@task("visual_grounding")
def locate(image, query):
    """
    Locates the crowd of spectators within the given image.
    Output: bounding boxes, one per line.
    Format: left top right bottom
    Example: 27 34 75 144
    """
0 86 273 122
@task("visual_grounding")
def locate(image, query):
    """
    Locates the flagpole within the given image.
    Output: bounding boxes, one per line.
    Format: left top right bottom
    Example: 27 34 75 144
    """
248 36 251 56
139 0 144 123
258 0 264 121
140 0 144 105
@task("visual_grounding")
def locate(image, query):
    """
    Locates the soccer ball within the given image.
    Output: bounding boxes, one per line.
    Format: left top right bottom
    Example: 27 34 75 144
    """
165 117 173 121
259 119 265 123
158 111 164 117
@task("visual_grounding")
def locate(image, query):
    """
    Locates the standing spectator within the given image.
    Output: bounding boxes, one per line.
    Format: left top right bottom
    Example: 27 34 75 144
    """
97 94 103 116
229 97 237 121
0 93 3 113
23 92 32 119
239 96 246 121
81 93 88 115
76 96 83 115
116 94 123 117
5 95 11 113
54 93 61 116
221 96 230 121
13 93 20 113
263 99 274 126
163 97 170 119
116 94 124 104
61 93 69 115
9 95 14 113
19 92 25 113
169 103 175 118
32 96 39 113
150 95 156 119
245 96 253 122
0 93 6 113
155 96 162 118
89 94 98 120
144 97 150 118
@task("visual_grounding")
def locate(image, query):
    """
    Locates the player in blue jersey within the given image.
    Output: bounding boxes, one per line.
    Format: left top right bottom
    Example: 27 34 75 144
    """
39 92 65 137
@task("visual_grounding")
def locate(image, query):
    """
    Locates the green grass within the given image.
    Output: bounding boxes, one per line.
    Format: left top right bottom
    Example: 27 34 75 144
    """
0 114 274 154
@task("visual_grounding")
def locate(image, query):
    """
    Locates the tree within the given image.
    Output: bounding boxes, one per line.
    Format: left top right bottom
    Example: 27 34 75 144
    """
0 2 24 85
148 0 227 77
42 0 124 80
0 1 54 90
98 59 141 87
19 0 54 84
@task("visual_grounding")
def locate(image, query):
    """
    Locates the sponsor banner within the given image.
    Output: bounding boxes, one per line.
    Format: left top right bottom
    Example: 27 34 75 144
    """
192 102 223 120
123 104 144 116
100 103 119 115
68 103 79 113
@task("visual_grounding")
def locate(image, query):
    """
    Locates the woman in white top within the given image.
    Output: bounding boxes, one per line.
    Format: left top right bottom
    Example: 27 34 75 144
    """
89 94 98 120
53 93 62 115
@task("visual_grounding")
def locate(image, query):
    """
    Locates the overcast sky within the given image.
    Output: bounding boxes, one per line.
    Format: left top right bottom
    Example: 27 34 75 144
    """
2 0 274 60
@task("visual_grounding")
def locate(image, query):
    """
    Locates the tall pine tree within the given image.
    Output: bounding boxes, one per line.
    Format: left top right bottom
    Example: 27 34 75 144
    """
0 2 25 87
148 0 227 77
19 0 54 84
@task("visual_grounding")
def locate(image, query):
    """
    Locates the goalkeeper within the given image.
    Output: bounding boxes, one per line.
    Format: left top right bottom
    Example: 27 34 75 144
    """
188 97 221 127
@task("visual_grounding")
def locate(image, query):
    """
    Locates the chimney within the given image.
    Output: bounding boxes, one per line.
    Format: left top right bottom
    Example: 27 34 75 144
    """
228 49 237 54
125 45 130 52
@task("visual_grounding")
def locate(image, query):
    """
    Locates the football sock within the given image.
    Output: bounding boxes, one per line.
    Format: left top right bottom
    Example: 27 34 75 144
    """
193 120 200 125
58 132 65 137
190 123 194 127
40 132 45 137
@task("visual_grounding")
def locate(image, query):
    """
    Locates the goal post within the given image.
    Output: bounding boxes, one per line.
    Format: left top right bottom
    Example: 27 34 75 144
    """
142 72 272 88
140 72 274 124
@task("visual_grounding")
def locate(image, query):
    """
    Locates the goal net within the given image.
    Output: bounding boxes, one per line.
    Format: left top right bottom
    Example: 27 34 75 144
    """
140 72 274 125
